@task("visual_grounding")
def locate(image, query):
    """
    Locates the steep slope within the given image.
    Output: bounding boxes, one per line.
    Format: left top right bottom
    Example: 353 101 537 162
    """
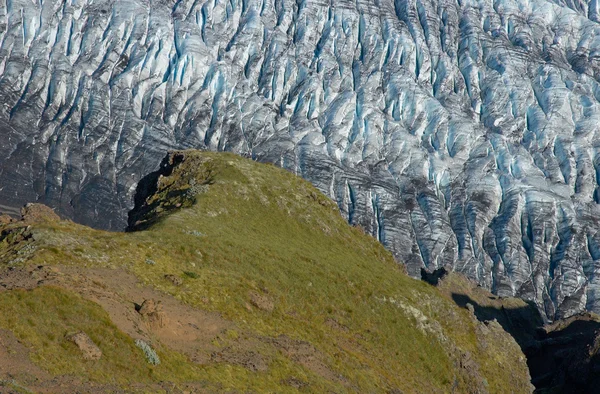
426 267 600 392
0 151 532 393
2 0 600 320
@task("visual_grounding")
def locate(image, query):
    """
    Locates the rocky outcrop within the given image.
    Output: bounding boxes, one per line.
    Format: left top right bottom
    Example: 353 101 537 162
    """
137 299 166 329
20 204 60 224
0 215 14 225
432 268 600 392
525 313 600 392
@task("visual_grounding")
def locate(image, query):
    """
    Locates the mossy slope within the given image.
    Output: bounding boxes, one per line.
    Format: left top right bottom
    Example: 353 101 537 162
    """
0 151 532 393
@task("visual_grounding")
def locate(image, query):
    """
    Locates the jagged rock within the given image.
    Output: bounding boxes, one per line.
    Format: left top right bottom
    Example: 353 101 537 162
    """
524 313 600 392
68 332 102 361
20 204 60 223
0 215 13 225
137 299 165 328
421 266 452 286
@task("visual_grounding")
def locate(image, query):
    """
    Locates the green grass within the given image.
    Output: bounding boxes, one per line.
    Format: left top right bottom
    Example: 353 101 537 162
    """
0 151 533 392
0 286 203 385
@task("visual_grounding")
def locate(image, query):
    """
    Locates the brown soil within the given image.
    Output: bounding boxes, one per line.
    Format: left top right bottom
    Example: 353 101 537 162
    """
0 264 341 392
1 265 231 353
0 265 235 392
0 328 49 382
34 266 230 361
324 317 349 332
211 347 269 372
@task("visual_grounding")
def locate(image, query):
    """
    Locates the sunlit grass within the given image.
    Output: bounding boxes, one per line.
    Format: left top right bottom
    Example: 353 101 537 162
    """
0 151 532 392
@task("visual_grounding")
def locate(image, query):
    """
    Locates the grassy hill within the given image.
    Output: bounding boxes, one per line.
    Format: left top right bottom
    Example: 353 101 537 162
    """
0 151 532 393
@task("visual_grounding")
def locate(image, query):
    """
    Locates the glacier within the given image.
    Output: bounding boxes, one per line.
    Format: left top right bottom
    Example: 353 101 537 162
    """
2 0 600 319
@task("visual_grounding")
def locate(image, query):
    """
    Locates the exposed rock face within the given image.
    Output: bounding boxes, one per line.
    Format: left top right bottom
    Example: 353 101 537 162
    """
526 313 600 392
2 0 600 319
432 269 600 392
137 299 166 328
20 204 60 224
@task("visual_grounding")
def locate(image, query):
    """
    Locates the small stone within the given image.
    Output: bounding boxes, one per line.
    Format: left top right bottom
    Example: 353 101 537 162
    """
164 274 183 286
249 291 274 312
68 332 102 360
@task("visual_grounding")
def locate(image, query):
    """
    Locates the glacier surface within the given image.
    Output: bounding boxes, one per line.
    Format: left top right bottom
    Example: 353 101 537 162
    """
2 0 600 319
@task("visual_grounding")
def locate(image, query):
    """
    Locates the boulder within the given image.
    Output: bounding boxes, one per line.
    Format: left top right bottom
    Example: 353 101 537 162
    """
68 332 102 360
20 204 60 223
137 299 165 328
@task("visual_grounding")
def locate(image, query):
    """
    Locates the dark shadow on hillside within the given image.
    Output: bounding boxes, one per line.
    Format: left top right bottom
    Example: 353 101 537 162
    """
449 292 600 393
450 293 542 345
126 151 215 232
126 153 183 232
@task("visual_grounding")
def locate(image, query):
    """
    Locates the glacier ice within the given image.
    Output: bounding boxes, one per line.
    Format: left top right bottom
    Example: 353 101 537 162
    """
1 0 600 319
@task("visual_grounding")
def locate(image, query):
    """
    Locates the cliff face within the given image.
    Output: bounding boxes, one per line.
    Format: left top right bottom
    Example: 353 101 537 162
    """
2 0 600 319
0 151 533 392
427 267 600 392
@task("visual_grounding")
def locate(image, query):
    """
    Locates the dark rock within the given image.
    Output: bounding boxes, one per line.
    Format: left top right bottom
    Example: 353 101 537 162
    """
421 266 451 286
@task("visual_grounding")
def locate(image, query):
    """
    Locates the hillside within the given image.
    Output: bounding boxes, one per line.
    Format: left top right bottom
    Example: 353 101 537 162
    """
0 151 532 393
3 0 600 322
